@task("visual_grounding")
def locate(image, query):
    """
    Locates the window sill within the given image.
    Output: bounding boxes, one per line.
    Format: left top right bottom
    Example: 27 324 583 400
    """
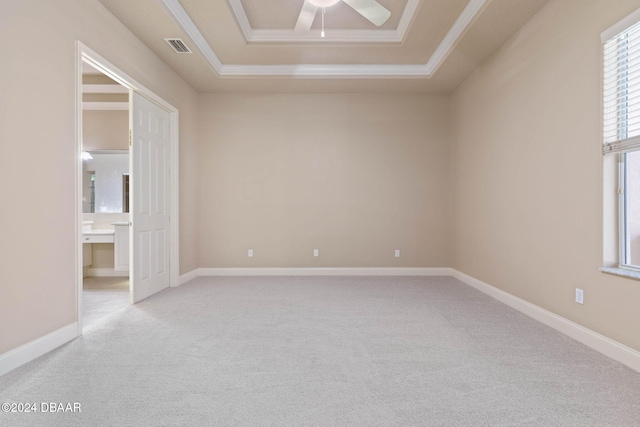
600 267 640 280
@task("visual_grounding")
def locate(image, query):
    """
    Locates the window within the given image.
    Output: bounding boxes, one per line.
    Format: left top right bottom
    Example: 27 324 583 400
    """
603 12 640 272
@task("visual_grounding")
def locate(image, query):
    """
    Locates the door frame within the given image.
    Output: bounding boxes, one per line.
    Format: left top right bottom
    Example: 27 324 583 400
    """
75 41 180 334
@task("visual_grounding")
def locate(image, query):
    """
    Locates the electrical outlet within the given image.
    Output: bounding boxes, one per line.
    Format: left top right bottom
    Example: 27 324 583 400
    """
575 288 584 304
395 249 400 258
248 249 253 258
313 249 319 257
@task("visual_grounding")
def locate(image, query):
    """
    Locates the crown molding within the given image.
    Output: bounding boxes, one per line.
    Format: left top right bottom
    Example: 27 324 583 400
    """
424 0 490 75
396 0 421 42
227 0 253 41
249 28 401 44
219 63 429 77
159 0 223 71
227 0 421 44
160 0 488 78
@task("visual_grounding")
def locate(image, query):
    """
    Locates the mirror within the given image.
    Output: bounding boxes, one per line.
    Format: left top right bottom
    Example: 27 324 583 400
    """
82 150 129 213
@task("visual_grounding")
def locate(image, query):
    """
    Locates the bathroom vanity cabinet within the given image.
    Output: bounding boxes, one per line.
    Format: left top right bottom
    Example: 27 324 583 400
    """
113 222 130 271
82 221 130 274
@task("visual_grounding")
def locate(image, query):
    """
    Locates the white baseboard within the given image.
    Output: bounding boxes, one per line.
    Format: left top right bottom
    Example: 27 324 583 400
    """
197 267 453 277
178 269 199 286
451 269 640 374
86 268 128 277
0 323 78 377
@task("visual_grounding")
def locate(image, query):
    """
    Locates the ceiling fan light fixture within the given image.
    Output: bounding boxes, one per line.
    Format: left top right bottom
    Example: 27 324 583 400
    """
308 0 341 7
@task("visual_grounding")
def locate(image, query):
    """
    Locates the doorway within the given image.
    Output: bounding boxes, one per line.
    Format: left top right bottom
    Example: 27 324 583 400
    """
76 42 180 334
80 60 131 327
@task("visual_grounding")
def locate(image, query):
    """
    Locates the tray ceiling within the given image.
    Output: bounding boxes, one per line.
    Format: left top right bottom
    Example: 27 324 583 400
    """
98 0 550 93
229 0 419 43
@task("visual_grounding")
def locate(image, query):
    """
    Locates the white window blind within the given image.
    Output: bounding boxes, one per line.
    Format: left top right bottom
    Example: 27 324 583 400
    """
603 20 640 154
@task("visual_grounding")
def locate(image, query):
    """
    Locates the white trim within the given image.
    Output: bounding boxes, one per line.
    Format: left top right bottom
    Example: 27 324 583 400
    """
601 7 640 43
82 84 128 94
178 269 199 286
80 50 178 112
600 266 640 280
198 267 452 276
249 29 400 43
0 323 78 377
82 102 128 110
158 0 488 78
395 0 421 43
620 152 629 268
227 0 420 44
86 268 129 277
75 44 84 335
219 63 429 78
158 0 223 73
227 0 254 42
169 112 180 288
451 269 640 374
423 0 489 76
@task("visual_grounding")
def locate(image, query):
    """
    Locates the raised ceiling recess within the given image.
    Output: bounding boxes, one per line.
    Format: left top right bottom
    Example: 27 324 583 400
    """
229 0 418 43
160 0 487 77
98 0 550 92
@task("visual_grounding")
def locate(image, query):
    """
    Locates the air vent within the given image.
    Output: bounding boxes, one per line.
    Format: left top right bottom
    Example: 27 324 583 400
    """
164 38 192 54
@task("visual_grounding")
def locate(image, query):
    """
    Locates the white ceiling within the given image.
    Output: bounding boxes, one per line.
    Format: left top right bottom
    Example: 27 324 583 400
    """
97 0 550 93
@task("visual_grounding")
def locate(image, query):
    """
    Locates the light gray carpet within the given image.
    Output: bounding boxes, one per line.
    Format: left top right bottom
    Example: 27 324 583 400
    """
82 277 130 327
1 276 640 426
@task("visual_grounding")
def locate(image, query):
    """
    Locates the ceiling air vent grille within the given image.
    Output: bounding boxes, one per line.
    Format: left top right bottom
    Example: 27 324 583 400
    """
164 38 192 54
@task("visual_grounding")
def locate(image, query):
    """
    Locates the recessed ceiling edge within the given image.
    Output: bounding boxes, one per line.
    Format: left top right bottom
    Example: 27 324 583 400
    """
159 0 490 78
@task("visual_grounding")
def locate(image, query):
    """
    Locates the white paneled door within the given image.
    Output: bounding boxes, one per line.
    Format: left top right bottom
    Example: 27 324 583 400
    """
130 92 171 303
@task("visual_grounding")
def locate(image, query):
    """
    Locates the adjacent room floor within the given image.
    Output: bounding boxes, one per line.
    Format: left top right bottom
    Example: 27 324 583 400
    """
2 276 640 426
82 276 129 327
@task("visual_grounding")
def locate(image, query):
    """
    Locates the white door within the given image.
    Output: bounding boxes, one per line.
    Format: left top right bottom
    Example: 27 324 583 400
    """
130 92 171 303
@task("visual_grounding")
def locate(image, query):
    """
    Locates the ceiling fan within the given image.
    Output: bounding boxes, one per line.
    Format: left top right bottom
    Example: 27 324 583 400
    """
294 0 391 33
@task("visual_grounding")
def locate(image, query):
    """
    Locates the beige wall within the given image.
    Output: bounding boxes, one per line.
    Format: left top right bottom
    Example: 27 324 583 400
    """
83 110 128 151
198 94 452 268
0 0 199 354
452 0 640 352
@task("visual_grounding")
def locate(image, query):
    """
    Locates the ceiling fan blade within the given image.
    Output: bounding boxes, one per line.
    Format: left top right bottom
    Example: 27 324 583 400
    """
341 0 391 27
294 0 319 33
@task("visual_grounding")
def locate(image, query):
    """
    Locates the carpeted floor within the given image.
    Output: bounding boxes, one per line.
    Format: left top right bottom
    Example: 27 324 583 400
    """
1 276 639 426
82 277 130 327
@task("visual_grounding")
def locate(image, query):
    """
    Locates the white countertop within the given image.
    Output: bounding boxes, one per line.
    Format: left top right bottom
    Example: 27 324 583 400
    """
83 229 115 236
